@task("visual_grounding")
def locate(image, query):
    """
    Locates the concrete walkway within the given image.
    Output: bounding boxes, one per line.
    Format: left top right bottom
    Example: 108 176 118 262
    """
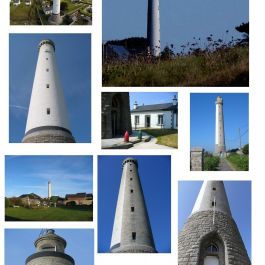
130 137 176 149
101 131 151 149
218 158 235 171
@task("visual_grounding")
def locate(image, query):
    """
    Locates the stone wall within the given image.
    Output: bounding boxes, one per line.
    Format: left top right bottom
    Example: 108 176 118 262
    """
22 130 75 143
178 210 251 265
190 148 204 171
102 92 132 139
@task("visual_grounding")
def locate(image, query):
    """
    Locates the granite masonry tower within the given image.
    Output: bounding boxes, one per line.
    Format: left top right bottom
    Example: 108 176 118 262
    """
215 96 226 156
110 158 157 253
179 181 251 265
49 0 62 25
26 229 75 265
147 0 160 56
22 40 75 143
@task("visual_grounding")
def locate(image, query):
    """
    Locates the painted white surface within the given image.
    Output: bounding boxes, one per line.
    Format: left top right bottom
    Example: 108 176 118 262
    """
191 181 232 217
53 0 60 15
204 256 219 265
25 41 71 133
48 181 52 198
131 111 177 129
110 162 126 248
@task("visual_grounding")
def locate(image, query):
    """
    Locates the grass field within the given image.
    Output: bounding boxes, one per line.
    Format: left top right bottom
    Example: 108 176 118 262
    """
103 46 248 87
142 129 178 148
226 153 249 171
5 205 93 221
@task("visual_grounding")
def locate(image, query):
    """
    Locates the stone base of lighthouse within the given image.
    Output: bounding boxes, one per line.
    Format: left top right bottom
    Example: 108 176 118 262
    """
22 127 75 143
110 244 157 253
215 144 226 157
48 13 63 25
178 211 251 265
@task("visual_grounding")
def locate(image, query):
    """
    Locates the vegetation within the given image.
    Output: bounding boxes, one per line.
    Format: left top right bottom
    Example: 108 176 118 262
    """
226 153 249 171
242 144 249 155
10 2 39 25
141 129 178 148
5 205 93 221
103 45 248 87
204 155 220 171
103 23 249 87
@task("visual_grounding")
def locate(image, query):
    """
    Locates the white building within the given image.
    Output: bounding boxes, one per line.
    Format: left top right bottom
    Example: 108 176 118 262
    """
131 96 178 130
25 0 31 5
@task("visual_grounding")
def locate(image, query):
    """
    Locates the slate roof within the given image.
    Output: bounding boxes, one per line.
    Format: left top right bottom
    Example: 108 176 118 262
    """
131 103 178 113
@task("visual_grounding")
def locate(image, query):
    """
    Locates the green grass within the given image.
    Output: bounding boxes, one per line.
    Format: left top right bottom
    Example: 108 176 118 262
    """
226 153 249 171
204 156 220 171
5 205 93 221
141 129 178 148
103 46 249 87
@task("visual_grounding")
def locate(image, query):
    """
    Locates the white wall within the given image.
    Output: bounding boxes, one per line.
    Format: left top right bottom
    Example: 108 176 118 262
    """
25 41 71 133
131 111 177 129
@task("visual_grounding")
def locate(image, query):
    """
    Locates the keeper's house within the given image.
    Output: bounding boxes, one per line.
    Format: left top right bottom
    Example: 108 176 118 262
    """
131 96 178 130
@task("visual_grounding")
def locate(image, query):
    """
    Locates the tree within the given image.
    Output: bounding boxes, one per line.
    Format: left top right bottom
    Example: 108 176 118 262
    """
242 144 249 155
235 22 249 43
5 198 10 208
160 45 174 60
60 2 68 12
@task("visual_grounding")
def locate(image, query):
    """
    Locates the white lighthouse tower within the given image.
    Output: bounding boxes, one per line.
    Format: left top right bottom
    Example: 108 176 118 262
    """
147 0 160 56
49 0 62 25
215 96 226 156
110 158 156 253
22 40 75 143
48 181 52 199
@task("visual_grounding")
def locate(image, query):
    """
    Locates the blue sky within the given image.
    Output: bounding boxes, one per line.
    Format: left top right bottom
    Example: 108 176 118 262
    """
5 156 93 198
9 34 91 143
178 181 251 260
98 155 171 253
190 93 249 152
129 92 177 110
103 0 249 51
5 229 94 265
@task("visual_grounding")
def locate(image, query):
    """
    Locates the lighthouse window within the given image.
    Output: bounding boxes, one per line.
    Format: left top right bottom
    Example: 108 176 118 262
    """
212 201 216 206
131 207 134 212
206 244 219 253
132 232 136 240
47 108 50 115
130 178 132 181
212 187 216 191
46 68 49 72
46 84 50 88
130 189 133 193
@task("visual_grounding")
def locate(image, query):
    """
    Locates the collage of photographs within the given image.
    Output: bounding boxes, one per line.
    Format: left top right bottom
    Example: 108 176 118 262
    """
2 0 264 265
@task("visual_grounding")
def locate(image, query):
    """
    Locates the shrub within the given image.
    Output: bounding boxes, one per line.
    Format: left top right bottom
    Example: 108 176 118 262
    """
204 156 220 171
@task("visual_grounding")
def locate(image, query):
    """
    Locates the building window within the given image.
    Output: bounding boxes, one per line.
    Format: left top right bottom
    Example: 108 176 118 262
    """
46 58 48 60
158 114 163 125
130 189 133 193
130 178 132 181
46 68 49 72
212 201 216 206
206 244 219 253
212 187 216 191
131 207 134 212
47 108 50 115
132 232 136 240
46 84 49 88
134 115 139 125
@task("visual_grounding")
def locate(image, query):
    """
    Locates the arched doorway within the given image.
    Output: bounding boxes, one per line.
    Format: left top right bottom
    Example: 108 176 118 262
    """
111 94 122 137
199 233 225 265
204 256 219 265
